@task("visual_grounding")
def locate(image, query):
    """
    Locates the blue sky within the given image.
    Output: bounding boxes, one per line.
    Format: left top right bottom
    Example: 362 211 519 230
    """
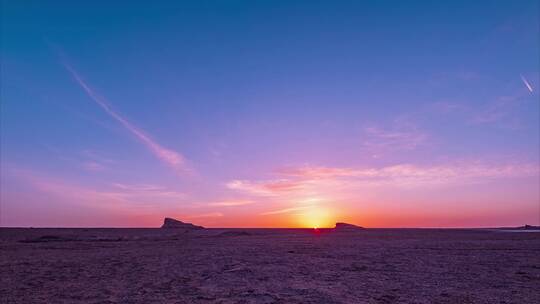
1 1 539 227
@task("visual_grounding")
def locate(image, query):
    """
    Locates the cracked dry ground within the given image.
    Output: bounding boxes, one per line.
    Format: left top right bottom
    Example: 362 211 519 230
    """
1 228 539 303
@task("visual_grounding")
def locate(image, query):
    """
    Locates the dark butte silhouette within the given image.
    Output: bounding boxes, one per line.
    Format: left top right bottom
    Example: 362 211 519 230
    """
161 217 204 229
516 224 540 230
334 222 364 230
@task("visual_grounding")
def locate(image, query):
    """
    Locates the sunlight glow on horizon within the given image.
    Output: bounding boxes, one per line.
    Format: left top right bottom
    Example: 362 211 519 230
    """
297 206 336 229
1 1 539 228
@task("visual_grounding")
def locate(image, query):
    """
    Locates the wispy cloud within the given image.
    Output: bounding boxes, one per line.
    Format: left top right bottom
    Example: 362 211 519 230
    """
111 183 185 199
229 161 539 197
77 150 115 172
333 162 536 183
261 206 311 215
188 212 224 218
361 119 428 157
226 179 305 196
208 200 254 207
520 74 534 93
8 168 187 211
471 95 521 125
81 150 116 164
63 64 188 174
277 166 360 179
81 161 107 172
429 101 469 114
112 183 166 191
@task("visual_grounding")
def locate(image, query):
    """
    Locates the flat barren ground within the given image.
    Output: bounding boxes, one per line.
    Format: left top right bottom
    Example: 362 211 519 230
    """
1 228 539 303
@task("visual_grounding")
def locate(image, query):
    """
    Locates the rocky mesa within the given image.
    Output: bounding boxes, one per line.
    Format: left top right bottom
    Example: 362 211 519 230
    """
334 222 364 230
161 217 204 229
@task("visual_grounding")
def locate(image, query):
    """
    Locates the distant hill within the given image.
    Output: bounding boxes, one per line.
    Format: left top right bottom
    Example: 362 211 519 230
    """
514 225 540 230
161 218 204 229
334 222 364 230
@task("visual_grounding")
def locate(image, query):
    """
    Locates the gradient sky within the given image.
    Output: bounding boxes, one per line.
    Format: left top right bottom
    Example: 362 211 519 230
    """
1 1 539 228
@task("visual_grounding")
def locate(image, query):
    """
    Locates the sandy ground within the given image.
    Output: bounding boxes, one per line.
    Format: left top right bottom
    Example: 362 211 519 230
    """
1 228 539 303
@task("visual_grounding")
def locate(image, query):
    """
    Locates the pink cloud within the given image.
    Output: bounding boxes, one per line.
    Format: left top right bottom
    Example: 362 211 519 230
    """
363 127 427 149
188 212 224 218
226 179 305 196
208 200 254 207
368 162 539 187
228 161 539 196
9 168 186 211
260 206 312 215
277 166 360 179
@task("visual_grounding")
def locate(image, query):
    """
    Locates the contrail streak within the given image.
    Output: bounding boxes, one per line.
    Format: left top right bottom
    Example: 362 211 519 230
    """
520 74 533 93
63 64 187 174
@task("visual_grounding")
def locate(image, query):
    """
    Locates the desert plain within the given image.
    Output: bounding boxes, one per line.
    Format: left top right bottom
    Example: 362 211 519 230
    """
1 227 539 303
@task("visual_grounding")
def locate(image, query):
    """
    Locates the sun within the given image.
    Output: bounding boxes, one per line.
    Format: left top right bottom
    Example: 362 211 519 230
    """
297 205 334 228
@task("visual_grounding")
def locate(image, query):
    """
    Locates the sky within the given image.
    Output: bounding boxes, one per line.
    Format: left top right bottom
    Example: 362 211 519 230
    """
1 1 539 228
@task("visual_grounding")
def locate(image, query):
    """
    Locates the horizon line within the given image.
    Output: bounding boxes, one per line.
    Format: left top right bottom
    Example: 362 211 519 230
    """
1 225 537 230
